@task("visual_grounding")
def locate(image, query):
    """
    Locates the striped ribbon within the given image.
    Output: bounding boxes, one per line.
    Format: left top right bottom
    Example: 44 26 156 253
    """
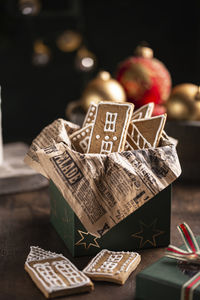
165 223 200 300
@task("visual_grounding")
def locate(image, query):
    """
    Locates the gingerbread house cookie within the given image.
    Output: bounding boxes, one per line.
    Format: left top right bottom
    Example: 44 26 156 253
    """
127 114 167 150
25 246 94 298
83 249 141 285
132 102 154 120
70 124 93 153
82 103 97 127
124 133 142 151
87 102 134 154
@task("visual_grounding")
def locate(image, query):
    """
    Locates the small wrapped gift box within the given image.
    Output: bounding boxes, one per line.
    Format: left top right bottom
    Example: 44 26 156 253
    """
136 224 200 300
49 181 171 257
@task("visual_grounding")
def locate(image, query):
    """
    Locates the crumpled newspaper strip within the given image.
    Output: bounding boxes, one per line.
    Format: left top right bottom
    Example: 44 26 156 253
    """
24 118 181 237
24 119 80 177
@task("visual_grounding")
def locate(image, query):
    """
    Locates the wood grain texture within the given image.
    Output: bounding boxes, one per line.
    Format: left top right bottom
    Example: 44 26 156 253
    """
0 182 199 299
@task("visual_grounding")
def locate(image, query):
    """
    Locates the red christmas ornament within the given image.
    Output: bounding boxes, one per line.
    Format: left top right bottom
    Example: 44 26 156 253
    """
116 46 171 113
152 104 167 116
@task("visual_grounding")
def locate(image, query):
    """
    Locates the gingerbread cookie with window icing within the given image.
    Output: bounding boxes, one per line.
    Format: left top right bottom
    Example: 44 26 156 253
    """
82 103 97 127
126 114 167 150
70 124 93 153
124 133 139 151
132 102 154 120
25 246 94 298
83 249 141 285
87 102 134 154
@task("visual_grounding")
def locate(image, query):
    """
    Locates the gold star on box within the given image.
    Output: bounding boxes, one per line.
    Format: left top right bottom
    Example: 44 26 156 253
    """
131 220 164 248
75 230 100 250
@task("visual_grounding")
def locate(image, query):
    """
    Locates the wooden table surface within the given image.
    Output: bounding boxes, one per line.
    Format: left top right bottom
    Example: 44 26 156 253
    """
0 181 199 300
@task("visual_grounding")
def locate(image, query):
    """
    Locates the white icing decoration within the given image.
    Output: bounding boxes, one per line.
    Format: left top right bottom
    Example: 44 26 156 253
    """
83 249 140 277
96 135 100 139
89 112 93 117
113 136 117 141
82 104 97 128
80 136 90 152
146 103 154 117
125 144 129 149
104 112 118 132
132 103 154 120
26 246 60 262
105 136 109 140
69 124 92 153
25 247 90 294
133 112 143 120
117 104 132 151
131 124 152 149
87 118 91 122
100 140 113 154
53 261 89 286
33 262 66 290
152 115 165 147
87 102 133 153
132 114 166 148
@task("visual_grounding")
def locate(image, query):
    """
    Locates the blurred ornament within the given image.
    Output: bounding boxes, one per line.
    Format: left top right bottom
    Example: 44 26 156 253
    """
134 45 154 59
116 45 171 112
65 71 126 119
75 46 96 72
18 0 41 16
167 83 200 120
194 87 200 120
152 104 167 116
32 40 51 66
81 71 126 111
56 30 82 52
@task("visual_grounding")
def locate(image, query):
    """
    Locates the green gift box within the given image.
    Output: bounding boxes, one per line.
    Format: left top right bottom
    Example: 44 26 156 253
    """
135 236 200 300
49 181 171 257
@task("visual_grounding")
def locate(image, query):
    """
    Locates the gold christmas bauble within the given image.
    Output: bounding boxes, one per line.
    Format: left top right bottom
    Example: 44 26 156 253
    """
56 30 82 52
167 83 200 120
134 45 154 59
81 71 127 111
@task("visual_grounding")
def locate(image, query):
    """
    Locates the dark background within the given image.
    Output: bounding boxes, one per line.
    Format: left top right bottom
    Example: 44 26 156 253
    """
0 0 199 143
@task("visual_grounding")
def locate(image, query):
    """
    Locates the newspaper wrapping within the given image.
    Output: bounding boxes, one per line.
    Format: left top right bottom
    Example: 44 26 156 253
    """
24 118 181 237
